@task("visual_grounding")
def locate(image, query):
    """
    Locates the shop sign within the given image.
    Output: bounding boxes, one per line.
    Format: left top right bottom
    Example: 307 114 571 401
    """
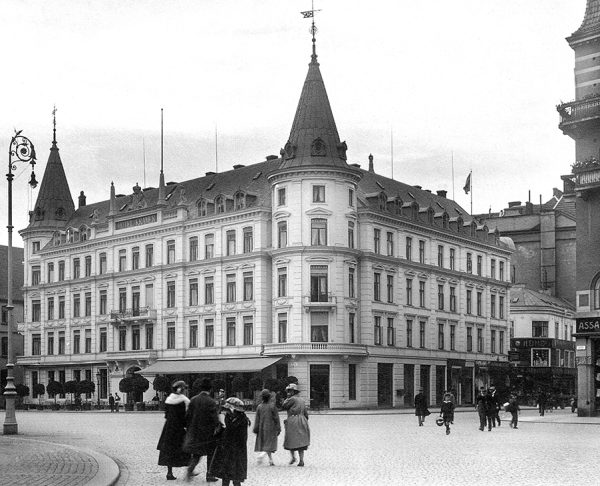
577 345 586 351
511 338 552 349
576 318 600 334
447 359 466 368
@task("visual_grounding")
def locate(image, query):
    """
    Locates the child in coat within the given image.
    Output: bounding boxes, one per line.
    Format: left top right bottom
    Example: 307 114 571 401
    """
440 393 455 435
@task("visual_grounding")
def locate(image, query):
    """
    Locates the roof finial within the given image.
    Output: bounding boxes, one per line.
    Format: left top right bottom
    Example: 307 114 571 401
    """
301 0 321 63
52 105 57 145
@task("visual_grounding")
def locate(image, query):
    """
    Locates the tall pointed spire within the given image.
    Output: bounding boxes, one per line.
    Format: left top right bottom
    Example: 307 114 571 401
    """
157 108 166 205
29 107 75 229
279 6 348 170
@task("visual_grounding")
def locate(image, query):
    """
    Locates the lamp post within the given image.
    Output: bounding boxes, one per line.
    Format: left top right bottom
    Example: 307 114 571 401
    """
4 131 37 435
96 371 101 409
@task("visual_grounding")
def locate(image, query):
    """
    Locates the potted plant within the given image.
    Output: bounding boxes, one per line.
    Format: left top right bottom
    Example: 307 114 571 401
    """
47 380 64 410
15 384 30 409
153 375 171 410
33 383 46 409
64 380 79 409
77 380 95 410
119 374 150 411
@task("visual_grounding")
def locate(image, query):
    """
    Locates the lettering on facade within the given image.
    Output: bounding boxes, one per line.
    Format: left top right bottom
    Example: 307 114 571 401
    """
115 213 157 230
512 338 551 348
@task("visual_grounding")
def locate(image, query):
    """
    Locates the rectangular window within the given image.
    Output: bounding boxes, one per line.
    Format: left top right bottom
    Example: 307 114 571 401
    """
406 237 412 260
32 334 41 355
491 259 496 279
145 244 154 267
166 281 176 308
205 276 214 304
278 314 287 343
450 287 456 312
99 253 107 274
73 330 81 354
437 245 444 267
348 267 355 298
58 296 65 319
167 240 176 264
374 229 381 254
313 185 325 202
132 247 140 270
58 260 65 281
119 249 127 272
499 330 505 354
477 328 483 353
243 316 253 345
189 320 198 348
226 318 236 346
419 240 425 264
348 188 354 207
374 316 382 345
99 328 107 352
406 319 413 347
47 297 54 320
32 265 41 285
387 318 395 346
278 268 287 297
419 321 426 348
466 290 472 315
145 324 154 349
387 232 394 256
205 234 214 259
406 278 413 306
47 262 54 283
373 273 381 301
437 285 444 310
476 292 482 316
243 227 253 253
99 290 107 315
499 261 505 280
311 218 327 246
467 327 473 352
467 253 472 273
490 294 496 318
532 321 549 338
226 274 236 303
349 363 357 401
204 319 215 348
189 279 199 306
85 256 91 277
167 323 175 349
349 313 355 343
555 322 559 339
311 312 328 342
278 187 286 206
73 294 80 318
119 288 127 312
189 237 198 261
310 265 328 302
119 327 127 351
491 329 496 354
58 331 65 355
85 292 92 317
477 255 482 276
419 281 425 308
32 241 40 253
47 332 54 355
243 273 253 301
449 248 455 271
132 325 140 350
499 296 504 319
450 324 456 350
438 323 444 350
278 221 288 248
226 230 236 256
348 221 355 249
387 275 394 303
73 259 80 279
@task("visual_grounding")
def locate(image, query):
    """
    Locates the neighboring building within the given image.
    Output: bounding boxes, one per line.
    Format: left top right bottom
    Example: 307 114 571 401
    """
508 285 576 401
558 0 600 416
0 245 25 405
17 32 512 408
479 191 576 306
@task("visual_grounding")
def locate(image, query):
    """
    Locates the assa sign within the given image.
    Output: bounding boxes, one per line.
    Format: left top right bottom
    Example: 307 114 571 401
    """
576 318 600 334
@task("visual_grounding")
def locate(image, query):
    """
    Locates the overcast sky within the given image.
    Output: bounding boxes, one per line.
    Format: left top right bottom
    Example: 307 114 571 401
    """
0 0 585 246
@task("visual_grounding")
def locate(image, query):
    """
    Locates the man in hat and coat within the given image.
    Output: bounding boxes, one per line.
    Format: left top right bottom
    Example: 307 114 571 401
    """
183 378 220 482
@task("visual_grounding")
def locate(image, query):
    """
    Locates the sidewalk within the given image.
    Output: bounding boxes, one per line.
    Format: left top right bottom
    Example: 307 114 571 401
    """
0 436 119 486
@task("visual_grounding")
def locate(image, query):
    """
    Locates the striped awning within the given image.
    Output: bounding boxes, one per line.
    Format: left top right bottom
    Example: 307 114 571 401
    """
138 356 282 375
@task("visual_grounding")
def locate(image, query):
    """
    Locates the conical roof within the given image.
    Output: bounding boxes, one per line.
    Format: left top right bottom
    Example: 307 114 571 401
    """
570 0 600 40
29 138 75 229
279 48 349 169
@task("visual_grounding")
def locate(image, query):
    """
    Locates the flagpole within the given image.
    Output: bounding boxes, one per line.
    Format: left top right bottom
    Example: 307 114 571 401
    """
451 151 454 200
470 170 473 215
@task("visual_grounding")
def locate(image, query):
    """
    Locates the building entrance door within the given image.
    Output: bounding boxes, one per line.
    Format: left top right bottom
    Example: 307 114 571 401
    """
309 364 330 409
404 364 414 406
377 363 393 407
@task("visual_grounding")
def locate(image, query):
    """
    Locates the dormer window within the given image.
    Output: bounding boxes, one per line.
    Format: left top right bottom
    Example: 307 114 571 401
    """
378 193 387 211
235 192 246 210
216 196 225 213
427 208 434 224
442 213 449 229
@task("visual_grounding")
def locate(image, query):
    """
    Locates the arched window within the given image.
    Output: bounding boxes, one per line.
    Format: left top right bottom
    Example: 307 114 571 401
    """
215 196 225 214
593 274 600 310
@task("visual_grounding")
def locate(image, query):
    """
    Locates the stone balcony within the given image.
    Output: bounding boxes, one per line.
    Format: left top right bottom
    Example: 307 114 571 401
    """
109 307 157 324
302 294 337 313
262 342 368 358
558 96 600 136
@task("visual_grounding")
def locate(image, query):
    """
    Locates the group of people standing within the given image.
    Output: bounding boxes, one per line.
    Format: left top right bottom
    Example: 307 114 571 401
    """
156 378 311 485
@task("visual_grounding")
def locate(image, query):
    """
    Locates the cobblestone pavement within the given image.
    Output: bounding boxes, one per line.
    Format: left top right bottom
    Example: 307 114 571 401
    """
2 408 600 486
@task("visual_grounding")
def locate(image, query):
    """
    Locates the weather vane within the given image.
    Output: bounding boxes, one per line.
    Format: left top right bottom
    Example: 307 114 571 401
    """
52 105 57 144
301 0 321 61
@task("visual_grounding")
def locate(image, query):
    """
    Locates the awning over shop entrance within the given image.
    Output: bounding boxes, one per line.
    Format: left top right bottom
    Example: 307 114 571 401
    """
138 357 282 375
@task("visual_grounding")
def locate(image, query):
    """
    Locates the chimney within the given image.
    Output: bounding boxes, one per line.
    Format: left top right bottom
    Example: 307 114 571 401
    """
508 201 521 208
436 190 447 198
205 171 216 176
78 191 86 208
233 164 245 170
368 154 374 173
265 155 278 161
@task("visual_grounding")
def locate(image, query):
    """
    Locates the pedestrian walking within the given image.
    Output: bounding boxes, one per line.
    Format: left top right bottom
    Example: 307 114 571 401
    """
253 389 281 466
507 394 520 429
439 393 455 435
157 380 191 481
114 393 121 412
414 388 429 426
109 393 115 413
209 397 251 486
475 387 492 431
282 383 310 467
489 386 501 427
183 378 220 482
538 390 547 417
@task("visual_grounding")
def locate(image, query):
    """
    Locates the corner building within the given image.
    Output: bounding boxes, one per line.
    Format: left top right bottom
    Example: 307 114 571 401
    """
17 37 512 408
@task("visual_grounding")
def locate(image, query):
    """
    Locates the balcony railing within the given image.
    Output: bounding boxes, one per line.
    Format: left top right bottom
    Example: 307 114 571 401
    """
303 294 336 312
558 96 600 132
262 342 368 356
110 307 157 323
106 349 158 361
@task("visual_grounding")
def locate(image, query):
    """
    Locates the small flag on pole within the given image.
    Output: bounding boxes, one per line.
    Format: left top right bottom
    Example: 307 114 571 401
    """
301 10 314 18
463 172 471 194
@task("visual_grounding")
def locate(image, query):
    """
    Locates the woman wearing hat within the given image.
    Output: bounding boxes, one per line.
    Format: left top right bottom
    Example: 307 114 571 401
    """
157 380 190 480
253 389 281 466
282 382 310 467
209 397 251 486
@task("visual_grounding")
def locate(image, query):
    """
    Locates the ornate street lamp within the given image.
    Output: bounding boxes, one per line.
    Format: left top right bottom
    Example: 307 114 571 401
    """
96 371 101 409
4 131 37 435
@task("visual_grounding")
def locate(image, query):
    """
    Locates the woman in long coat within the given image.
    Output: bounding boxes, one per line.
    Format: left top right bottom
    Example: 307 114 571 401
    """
209 397 251 486
157 380 190 480
282 383 310 467
414 388 429 426
253 389 281 465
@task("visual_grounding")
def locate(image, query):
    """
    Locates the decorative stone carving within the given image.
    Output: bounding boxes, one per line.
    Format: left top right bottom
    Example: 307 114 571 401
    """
337 141 348 160
283 141 297 159
311 137 327 156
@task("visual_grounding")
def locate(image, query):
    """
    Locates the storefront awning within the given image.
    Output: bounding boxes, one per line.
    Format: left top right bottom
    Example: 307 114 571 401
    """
138 357 282 375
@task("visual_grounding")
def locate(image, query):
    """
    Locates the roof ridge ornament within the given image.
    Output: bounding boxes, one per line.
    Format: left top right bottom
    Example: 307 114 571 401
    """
301 1 321 64
52 105 57 145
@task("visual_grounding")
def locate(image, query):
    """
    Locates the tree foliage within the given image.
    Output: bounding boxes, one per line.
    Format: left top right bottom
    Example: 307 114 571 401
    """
47 380 64 402
119 374 150 402
153 375 171 394
77 380 96 396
